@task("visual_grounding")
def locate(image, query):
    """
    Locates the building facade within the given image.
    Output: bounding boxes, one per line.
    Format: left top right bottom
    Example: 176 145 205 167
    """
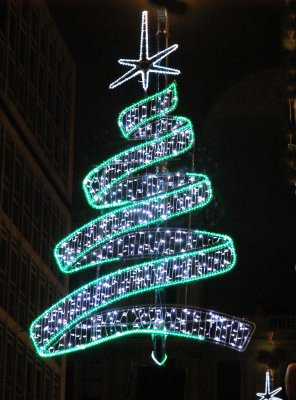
284 0 296 190
0 0 75 399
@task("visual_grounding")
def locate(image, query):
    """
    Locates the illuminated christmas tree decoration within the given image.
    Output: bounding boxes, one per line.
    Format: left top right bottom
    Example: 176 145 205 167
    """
109 11 180 90
256 370 282 400
29 11 255 361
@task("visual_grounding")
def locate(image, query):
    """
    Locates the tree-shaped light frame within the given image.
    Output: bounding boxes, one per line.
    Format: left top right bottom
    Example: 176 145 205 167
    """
30 81 255 357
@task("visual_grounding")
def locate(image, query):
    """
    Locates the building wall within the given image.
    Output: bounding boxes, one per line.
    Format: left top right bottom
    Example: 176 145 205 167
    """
0 1 75 399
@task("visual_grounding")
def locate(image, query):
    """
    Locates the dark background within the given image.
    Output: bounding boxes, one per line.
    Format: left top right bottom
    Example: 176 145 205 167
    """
47 0 295 316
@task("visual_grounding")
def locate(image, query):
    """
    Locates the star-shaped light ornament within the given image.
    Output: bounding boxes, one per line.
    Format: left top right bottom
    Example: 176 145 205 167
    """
109 10 180 91
256 370 282 400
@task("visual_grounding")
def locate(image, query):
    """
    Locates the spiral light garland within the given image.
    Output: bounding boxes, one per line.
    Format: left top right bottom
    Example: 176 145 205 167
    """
30 80 255 358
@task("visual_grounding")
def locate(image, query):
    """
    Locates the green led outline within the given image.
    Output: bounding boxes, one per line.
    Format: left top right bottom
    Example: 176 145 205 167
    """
30 237 236 355
55 174 212 273
117 82 178 138
83 116 193 209
30 82 245 359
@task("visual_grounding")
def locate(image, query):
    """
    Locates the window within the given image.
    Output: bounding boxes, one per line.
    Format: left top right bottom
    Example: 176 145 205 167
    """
8 10 17 51
53 374 60 400
30 9 38 40
0 227 9 274
8 57 16 95
10 239 19 286
24 168 32 213
55 95 61 128
63 106 70 140
0 39 6 81
13 154 23 228
0 274 5 309
4 330 15 399
47 79 53 114
0 123 2 178
15 342 25 395
48 42 55 72
8 288 17 319
48 284 54 309
53 131 60 169
0 2 8 36
29 264 38 310
45 115 53 156
65 66 72 103
59 213 67 238
29 47 36 84
61 142 68 183
45 368 53 400
23 167 32 242
39 273 46 313
41 237 49 265
57 57 63 87
8 239 19 319
33 180 41 221
0 228 9 308
14 154 23 197
27 87 36 127
0 322 3 393
42 191 50 236
20 251 29 296
20 251 30 327
26 351 35 400
40 26 47 57
51 205 58 243
21 0 30 25
5 330 16 391
35 361 43 400
2 135 13 216
18 299 27 329
36 103 44 145
38 63 45 100
19 30 27 67
17 72 26 112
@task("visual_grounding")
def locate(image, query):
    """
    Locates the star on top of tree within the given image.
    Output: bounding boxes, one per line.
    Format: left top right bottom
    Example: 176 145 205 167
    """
109 10 180 91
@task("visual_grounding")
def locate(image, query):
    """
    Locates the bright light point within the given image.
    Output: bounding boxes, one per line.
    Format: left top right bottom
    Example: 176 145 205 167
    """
151 351 167 367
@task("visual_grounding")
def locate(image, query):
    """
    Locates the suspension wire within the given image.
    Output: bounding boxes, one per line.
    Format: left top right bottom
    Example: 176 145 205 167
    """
151 7 169 364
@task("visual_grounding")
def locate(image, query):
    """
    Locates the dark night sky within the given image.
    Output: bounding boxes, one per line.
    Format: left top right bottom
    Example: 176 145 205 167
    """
48 0 295 316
